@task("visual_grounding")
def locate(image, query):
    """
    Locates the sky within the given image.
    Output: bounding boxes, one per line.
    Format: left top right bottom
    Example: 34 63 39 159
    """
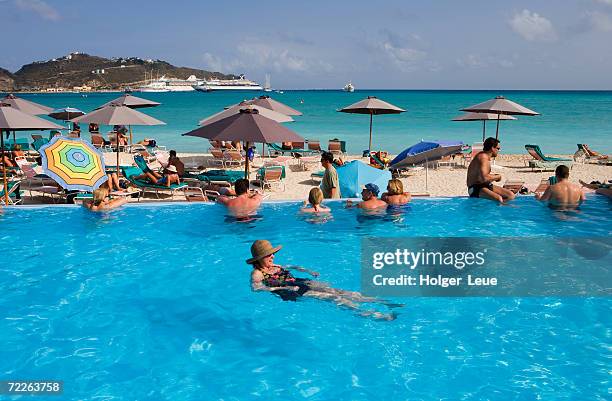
1 0 612 89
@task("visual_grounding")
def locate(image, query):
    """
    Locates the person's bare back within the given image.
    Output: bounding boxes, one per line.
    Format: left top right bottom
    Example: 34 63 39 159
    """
537 181 584 208
218 192 262 217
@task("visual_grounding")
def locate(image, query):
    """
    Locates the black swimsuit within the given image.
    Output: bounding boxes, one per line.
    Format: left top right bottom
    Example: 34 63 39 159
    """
468 182 494 198
261 267 311 301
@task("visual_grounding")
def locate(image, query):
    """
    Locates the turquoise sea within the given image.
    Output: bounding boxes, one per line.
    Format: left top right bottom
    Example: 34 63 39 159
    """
7 90 612 155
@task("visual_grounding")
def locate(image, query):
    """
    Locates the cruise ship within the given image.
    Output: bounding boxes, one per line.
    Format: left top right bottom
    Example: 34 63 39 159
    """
138 75 199 92
194 75 263 92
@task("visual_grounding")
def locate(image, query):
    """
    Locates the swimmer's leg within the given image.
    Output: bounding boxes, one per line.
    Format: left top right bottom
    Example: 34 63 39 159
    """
303 290 397 321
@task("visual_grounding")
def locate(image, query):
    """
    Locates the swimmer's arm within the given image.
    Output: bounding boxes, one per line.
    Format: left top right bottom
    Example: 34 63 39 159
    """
283 264 320 278
251 280 299 292
580 189 586 203
216 195 230 205
535 187 551 201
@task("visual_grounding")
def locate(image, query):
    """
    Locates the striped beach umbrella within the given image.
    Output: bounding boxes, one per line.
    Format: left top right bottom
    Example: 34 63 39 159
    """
39 136 108 191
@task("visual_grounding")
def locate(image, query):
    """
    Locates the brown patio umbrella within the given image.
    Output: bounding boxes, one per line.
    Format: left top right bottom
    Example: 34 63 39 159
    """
72 104 165 170
461 96 539 140
199 103 293 126
96 94 161 145
452 112 517 142
183 108 303 178
339 96 406 152
97 94 161 109
0 104 65 204
1 94 53 115
242 95 302 116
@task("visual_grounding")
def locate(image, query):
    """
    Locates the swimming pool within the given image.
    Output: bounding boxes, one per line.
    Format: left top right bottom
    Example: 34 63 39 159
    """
1 197 610 400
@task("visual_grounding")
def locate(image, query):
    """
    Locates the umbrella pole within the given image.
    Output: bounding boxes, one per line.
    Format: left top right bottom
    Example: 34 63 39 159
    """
2 129 8 204
244 141 250 179
368 112 373 153
116 130 120 173
425 156 428 193
495 113 500 140
129 125 133 147
482 121 486 142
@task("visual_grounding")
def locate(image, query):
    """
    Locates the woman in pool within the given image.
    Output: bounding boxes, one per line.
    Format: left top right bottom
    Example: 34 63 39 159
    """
84 187 128 212
381 179 411 206
301 187 330 213
248 240 398 320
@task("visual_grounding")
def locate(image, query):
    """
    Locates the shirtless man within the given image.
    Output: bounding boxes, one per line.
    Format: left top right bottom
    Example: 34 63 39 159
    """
346 183 388 209
217 178 262 218
536 165 585 208
466 137 515 202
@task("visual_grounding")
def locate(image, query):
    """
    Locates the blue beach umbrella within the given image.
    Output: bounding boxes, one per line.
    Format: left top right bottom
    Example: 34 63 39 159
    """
389 140 463 192
335 160 392 198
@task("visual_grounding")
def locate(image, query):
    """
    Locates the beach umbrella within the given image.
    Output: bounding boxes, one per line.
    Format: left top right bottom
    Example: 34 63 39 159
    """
199 103 293 126
48 107 85 121
96 94 161 109
338 96 406 152
1 94 53 115
242 95 302 116
39 136 108 191
336 160 392 198
452 112 516 142
183 108 303 178
0 104 65 203
461 96 539 140
72 104 165 170
389 140 464 192
96 94 161 145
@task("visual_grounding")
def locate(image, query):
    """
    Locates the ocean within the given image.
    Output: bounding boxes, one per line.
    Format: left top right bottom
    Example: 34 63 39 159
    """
9 90 612 155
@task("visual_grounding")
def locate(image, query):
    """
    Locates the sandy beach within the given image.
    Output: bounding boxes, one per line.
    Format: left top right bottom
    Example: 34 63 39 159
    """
18 151 610 204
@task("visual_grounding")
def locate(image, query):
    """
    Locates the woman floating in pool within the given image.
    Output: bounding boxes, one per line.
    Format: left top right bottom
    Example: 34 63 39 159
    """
247 240 399 320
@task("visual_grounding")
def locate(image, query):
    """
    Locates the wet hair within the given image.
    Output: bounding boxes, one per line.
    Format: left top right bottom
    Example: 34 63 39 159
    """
169 150 177 157
92 187 108 206
308 187 323 205
321 152 334 163
387 179 404 195
555 165 570 179
234 178 249 195
483 137 500 151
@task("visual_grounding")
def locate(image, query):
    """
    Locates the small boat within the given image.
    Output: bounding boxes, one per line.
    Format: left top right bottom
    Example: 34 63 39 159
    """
343 81 355 92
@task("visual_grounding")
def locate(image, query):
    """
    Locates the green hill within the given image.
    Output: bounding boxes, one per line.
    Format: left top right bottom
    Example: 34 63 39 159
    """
8 52 237 91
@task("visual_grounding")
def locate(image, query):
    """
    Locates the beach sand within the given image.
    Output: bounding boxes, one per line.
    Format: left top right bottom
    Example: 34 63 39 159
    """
20 152 611 204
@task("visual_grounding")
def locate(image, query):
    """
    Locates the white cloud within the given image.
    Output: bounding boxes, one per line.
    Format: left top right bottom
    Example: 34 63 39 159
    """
380 42 426 71
509 9 557 42
585 11 612 32
14 0 60 21
201 43 333 75
594 0 612 6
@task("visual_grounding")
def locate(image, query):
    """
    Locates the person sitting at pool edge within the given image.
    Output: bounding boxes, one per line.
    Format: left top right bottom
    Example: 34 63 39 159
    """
84 187 128 212
247 240 398 320
347 183 388 209
381 179 411 205
301 187 330 213
217 178 262 217
320 151 340 199
466 137 515 202
536 165 585 208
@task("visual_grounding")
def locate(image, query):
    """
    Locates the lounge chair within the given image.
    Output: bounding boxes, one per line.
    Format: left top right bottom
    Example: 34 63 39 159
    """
525 144 573 171
368 151 389 169
0 179 23 205
533 178 550 194
224 150 244 167
503 179 525 194
267 143 316 157
574 144 609 163
307 140 322 152
328 140 343 156
31 138 49 152
257 165 285 191
208 149 227 168
19 164 64 200
121 165 187 199
196 169 244 184
184 187 209 202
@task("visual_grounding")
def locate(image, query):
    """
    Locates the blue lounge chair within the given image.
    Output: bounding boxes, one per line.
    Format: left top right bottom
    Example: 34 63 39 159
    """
196 169 244 184
0 179 23 205
525 144 573 171
121 165 187 199
267 143 317 157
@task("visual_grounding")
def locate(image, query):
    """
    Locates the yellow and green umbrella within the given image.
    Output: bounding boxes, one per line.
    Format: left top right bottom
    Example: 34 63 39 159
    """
39 136 108 191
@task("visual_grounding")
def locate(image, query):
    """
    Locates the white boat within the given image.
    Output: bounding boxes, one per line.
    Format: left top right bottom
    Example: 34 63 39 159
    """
343 81 355 92
137 75 197 92
194 74 263 92
263 74 272 92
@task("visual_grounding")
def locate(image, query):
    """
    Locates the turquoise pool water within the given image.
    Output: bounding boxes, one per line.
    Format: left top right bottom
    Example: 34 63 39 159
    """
1 196 610 400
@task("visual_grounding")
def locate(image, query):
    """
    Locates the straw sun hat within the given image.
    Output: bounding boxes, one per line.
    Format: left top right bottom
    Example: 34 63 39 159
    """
166 165 177 173
246 240 282 264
